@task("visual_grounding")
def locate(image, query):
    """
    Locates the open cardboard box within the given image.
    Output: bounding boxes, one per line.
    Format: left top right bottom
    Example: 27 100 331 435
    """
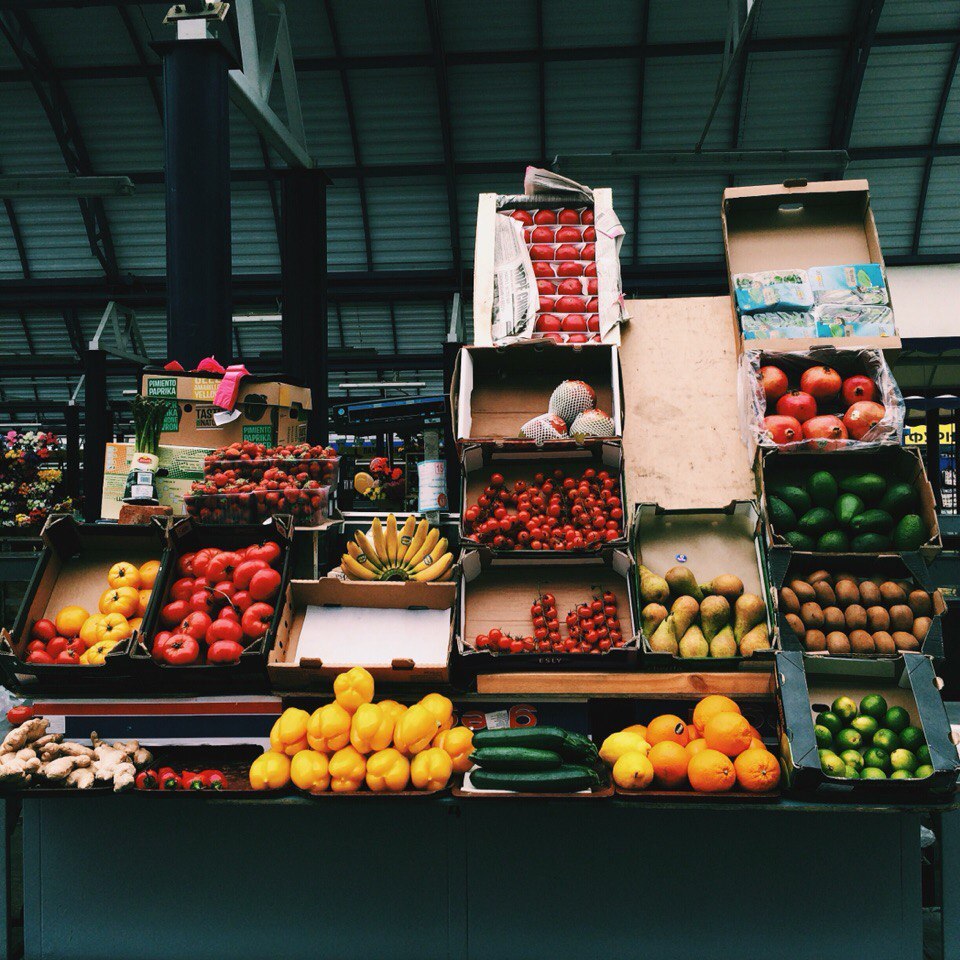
756 445 942 573
141 368 311 448
771 554 946 678
454 548 638 681
632 500 776 669
722 179 900 354
775 651 958 800
452 341 623 472
268 578 456 689
0 515 165 691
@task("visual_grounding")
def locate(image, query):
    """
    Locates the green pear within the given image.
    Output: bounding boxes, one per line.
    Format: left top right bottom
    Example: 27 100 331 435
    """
701 574 744 602
665 565 703 601
734 593 767 642
671 595 700 640
648 614 679 654
739 623 771 657
709 625 737 657
639 566 670 605
699 595 731 641
641 603 668 638
679 624 709 658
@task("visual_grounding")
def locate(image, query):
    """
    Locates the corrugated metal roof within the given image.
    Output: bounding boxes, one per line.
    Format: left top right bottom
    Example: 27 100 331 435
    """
641 55 731 149
917 157 960 253
333 0 429 56
31 7 136 66
441 0 536 51
647 0 729 43
102 187 165 275
232 183 280 273
846 158 925 255
327 182 368 271
877 0 960 34
0 82 67 175
15 198 102 277
753 0 855 38
543 0 643 47
365 176 452 269
636 175 728 262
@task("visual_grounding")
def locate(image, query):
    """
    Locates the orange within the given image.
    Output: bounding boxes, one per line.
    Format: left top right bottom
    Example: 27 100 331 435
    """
622 723 648 740
749 737 765 751
107 561 141 590
99 586 139 618
747 724 762 741
137 589 152 618
648 740 689 788
687 748 736 793
685 724 698 743
55 605 89 638
734 748 781 793
138 560 160 589
693 695 741 735
703 711 753 758
685 737 708 757
645 714 689 747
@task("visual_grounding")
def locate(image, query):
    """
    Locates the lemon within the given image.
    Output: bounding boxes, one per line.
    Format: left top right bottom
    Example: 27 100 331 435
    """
613 751 654 790
599 731 651 768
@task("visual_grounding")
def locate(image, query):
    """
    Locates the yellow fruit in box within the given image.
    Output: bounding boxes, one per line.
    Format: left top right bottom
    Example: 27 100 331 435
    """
393 704 441 756
419 692 454 732
80 639 118 665
599 731 651 767
249 750 291 790
613 751 655 791
328 746 366 793
350 702 395 754
333 666 374 714
99 586 139 618
307 702 352 753
270 708 311 756
137 589 151 618
622 724 648 740
138 560 160 589
290 749 330 793
378 700 408 726
365 748 410 792
410 747 453 791
79 614 105 648
96 613 132 645
55 606 89 639
107 561 141 590
128 617 143 633
434 726 474 773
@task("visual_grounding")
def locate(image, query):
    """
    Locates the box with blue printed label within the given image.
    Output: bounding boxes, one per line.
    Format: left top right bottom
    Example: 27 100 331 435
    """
809 263 888 306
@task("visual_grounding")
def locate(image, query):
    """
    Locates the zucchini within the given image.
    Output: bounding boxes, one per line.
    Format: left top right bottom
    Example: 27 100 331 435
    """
471 765 603 793
470 747 562 771
472 726 599 764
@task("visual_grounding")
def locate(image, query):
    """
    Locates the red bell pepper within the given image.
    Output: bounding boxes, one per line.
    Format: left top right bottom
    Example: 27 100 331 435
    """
200 769 226 791
158 767 181 790
181 770 204 791
135 769 158 790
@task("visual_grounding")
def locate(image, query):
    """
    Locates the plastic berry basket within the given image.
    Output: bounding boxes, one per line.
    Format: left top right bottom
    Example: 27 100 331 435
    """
183 491 256 525
251 484 332 526
203 456 340 489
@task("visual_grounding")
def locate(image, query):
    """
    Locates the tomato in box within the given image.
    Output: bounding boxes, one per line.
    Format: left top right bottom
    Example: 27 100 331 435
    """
539 332 564 343
582 209 594 224
555 295 587 313
561 315 588 332
531 226 555 243
585 297 599 312
557 278 583 296
582 243 596 260
557 261 583 277
587 315 600 332
533 261 555 278
509 209 533 226
533 209 557 224
587 278 598 295
537 279 556 295
529 244 555 261
555 243 581 261
558 208 580 224
567 333 589 344
539 296 556 313
535 314 561 332
585 262 597 277
556 226 583 243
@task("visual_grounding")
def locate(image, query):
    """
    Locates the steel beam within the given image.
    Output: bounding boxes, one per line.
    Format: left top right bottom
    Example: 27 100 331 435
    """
536 0 546 165
117 4 163 117
831 0 886 150
81 348 108 522
3 196 29 277
633 0 650 265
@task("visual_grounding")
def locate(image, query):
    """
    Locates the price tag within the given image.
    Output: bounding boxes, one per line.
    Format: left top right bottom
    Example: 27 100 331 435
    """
484 710 510 730
417 459 447 513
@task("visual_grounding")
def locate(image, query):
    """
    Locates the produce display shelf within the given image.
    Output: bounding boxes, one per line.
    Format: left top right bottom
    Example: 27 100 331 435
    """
475 670 778 696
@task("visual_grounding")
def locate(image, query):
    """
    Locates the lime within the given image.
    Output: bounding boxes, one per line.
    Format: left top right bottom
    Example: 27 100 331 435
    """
863 746 890 772
890 749 918 773
890 769 914 780
850 715 879 742
815 725 834 749
884 706 911 733
843 765 860 779
820 752 846 777
840 749 864 771
835 728 863 751
832 696 858 723
899 726 925 752
872 729 900 753
817 711 844 736
917 745 931 765
861 767 887 780
860 694 888 720
915 764 935 779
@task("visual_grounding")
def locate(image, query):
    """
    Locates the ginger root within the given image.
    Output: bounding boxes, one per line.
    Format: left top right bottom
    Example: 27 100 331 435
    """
65 768 95 790
40 755 91 782
40 742 94 762
1 718 48 753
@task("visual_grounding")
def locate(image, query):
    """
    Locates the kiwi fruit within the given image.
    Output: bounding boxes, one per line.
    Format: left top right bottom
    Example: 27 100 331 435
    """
834 580 861 609
807 570 832 585
908 590 932 618
804 629 827 652
826 631 851 654
789 580 816 603
778 587 801 616
844 604 867 632
880 581 906 605
892 631 919 652
849 630 875 654
812 581 837 607
913 617 931 642
858 581 881 607
800 602 824 630
866 606 890 632
873 631 896 654
785 613 805 636
888 605 914 633
822 606 846 632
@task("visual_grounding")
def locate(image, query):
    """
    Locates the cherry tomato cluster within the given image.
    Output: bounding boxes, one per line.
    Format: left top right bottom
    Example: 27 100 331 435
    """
475 589 625 655
152 541 283 667
187 442 338 525
462 467 623 551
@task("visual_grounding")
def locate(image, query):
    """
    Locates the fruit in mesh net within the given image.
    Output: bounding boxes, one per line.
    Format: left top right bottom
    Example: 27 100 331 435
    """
519 414 569 442
570 409 616 438
548 380 597 422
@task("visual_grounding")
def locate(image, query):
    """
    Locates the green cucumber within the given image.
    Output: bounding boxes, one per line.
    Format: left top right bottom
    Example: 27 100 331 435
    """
470 765 603 793
470 747 562 771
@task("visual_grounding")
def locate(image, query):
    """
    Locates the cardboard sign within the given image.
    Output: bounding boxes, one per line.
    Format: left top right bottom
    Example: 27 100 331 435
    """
101 443 210 520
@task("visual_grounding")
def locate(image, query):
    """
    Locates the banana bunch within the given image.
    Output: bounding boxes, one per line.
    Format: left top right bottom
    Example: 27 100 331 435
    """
341 514 454 582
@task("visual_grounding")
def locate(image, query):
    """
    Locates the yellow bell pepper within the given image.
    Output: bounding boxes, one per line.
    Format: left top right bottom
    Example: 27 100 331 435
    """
410 747 453 791
96 613 132 645
248 750 291 790
333 666 375 714
365 748 410 793
306 702 352 752
378 700 408 726
328 745 366 793
270 707 311 757
434 726 474 773
290 749 330 793
419 692 454 732
393 703 441 756
80 638 118 665
349 702 395 754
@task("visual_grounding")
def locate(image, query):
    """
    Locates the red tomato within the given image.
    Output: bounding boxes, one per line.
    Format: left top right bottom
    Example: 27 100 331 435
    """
206 551 243 583
65 639 85 656
207 639 244 665
189 590 220 617
179 611 212 641
248 568 281 602
161 634 200 666
26 639 47 654
160 599 192 627
558 208 580 224
26 650 54 664
190 547 220 578
6 705 33 724
207 618 243 645
31 619 57 642
241 603 274 640
151 631 173 661
56 649 80 665
213 580 237 600
533 209 558 225
231 590 253 613
232 559 268 590
176 552 196 576
46 637 70 659
170 577 195 602
218 607 240 623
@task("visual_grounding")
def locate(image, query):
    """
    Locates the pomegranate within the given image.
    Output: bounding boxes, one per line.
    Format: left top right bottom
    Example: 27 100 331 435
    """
587 278 598 295
535 314 561 332
762 415 803 445
537 279 556 296
556 226 583 243
581 243 596 260
560 315 588 332
533 209 557 225
841 374 877 405
531 226 555 244
529 244 555 261
566 333 589 344
533 262 555 278
759 365 789 403
799 365 842 401
557 261 583 277
584 262 597 277
843 401 886 440
557 278 583 296
509 210 533 226
583 226 597 242
585 297 599 312
555 244 581 261
803 415 848 451
776 390 817 423
587 315 600 331
558 208 580 224
581 209 595 225
539 296 556 314
555 296 587 313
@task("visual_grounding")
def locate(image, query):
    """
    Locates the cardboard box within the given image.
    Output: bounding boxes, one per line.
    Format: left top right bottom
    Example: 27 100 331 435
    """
101 442 210 520
775 651 958 799
268 579 456 689
452 341 623 471
631 500 776 668
722 180 901 354
140 369 311 448
756 445 942 572
454 548 638 681
770 555 946 676
0 515 166 691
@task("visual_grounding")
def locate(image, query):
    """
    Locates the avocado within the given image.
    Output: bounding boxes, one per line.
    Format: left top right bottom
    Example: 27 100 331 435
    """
797 506 836 536
850 509 895 534
851 532 892 552
768 496 797 532
839 472 887 504
806 470 839 508
835 493 865 527
892 514 926 552
784 530 817 551
877 482 919 517
817 530 850 552
770 483 812 517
